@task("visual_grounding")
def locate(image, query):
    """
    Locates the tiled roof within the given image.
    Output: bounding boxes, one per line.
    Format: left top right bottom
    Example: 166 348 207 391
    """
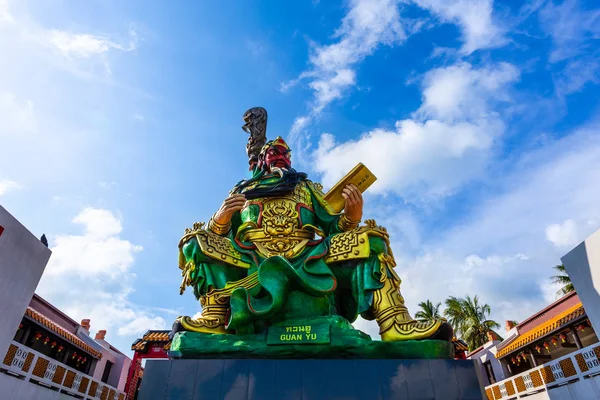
25 307 102 359
143 331 170 342
131 330 171 352
452 337 469 352
495 302 585 358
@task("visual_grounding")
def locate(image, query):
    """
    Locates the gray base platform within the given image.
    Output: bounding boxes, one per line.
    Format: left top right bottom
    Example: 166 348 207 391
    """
138 359 483 400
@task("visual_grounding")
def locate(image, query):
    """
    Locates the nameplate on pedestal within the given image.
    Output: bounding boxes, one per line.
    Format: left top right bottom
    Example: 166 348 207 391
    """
267 323 330 345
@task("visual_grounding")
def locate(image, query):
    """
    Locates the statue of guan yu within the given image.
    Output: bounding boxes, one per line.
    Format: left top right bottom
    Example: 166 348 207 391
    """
171 107 453 359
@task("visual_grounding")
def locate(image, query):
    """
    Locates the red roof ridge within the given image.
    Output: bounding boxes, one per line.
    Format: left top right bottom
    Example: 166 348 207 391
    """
514 291 579 331
25 306 103 359
31 293 80 328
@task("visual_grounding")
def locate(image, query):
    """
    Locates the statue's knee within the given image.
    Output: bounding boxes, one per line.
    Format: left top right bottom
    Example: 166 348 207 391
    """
368 236 388 254
183 240 201 262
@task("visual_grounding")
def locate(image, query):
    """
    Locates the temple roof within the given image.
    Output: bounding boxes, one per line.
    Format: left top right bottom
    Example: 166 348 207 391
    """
131 330 171 352
495 302 585 358
452 337 468 352
25 307 103 359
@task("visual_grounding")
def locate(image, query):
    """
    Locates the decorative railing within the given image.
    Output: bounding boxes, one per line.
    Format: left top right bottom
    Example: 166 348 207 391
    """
484 343 600 399
1 341 126 400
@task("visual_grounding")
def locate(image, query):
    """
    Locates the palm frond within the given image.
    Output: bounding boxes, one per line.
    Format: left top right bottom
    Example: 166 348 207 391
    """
553 264 566 273
550 264 575 298
416 299 442 322
443 294 499 350
551 275 571 285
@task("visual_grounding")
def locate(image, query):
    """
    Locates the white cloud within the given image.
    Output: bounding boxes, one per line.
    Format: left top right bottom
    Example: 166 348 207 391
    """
73 207 125 239
285 0 506 139
36 208 164 342
0 0 14 23
353 119 600 338
118 315 167 336
554 56 600 95
191 311 203 320
545 219 587 248
290 116 311 135
98 181 118 188
1 1 136 78
0 179 21 196
315 119 495 199
311 0 406 77
314 62 518 199
412 0 506 54
539 0 600 63
46 207 141 276
285 0 410 138
417 62 519 121
0 92 36 135
50 30 134 58
462 253 529 272
539 0 600 96
0 1 142 202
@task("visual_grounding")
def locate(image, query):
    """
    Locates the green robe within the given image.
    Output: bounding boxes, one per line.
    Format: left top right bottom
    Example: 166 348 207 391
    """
181 178 388 334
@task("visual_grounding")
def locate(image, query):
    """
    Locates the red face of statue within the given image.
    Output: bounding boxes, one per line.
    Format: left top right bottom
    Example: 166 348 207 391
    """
263 145 291 171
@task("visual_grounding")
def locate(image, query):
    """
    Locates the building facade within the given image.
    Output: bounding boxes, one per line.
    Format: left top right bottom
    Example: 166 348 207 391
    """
126 330 171 400
1 294 129 400
468 292 600 399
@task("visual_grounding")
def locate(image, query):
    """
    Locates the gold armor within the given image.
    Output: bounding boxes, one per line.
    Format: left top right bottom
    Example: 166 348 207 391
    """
370 253 445 341
174 121 451 343
240 198 314 259
178 215 445 341
176 273 260 334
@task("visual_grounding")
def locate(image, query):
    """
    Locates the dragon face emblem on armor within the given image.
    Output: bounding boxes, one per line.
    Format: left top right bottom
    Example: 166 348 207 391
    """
262 200 297 238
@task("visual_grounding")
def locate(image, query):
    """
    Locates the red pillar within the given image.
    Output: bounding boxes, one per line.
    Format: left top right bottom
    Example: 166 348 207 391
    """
125 351 142 400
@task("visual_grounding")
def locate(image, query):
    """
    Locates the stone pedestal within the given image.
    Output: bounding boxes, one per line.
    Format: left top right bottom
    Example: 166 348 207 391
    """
170 316 454 360
138 358 482 400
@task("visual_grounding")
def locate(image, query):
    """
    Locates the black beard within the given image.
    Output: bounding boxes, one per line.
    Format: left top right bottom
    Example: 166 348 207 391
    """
234 168 308 200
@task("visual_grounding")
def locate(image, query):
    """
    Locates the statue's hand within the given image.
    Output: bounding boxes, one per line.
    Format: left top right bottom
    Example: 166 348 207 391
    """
342 184 363 222
214 194 246 225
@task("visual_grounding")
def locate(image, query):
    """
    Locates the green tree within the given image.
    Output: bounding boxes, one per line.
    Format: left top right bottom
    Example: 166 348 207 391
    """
415 300 442 322
444 295 500 350
551 264 575 297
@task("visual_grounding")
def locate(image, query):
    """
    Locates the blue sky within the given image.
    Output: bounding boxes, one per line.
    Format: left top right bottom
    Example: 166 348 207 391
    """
1 0 600 353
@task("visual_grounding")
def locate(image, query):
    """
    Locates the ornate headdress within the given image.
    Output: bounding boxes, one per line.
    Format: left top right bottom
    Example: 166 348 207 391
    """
257 136 291 171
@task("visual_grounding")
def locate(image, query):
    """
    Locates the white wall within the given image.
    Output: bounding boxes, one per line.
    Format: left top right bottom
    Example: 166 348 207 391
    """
0 372 79 400
0 206 51 357
92 350 110 382
516 374 600 399
114 354 131 391
93 339 131 391
562 228 600 332
468 340 508 386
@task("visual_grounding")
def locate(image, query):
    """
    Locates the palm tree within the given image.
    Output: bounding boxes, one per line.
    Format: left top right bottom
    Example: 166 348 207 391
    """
444 295 500 350
415 300 442 322
443 296 466 334
551 264 575 297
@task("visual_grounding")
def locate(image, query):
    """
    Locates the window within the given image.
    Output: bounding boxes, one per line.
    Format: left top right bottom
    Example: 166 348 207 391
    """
101 360 113 384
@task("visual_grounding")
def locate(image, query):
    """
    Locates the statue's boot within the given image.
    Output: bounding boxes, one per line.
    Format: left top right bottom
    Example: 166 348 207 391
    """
170 293 230 338
372 265 453 342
